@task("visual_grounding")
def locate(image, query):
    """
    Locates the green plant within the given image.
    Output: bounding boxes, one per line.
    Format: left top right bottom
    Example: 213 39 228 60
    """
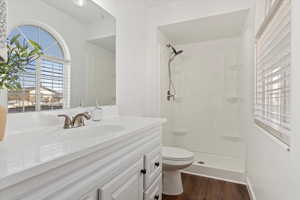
0 34 43 90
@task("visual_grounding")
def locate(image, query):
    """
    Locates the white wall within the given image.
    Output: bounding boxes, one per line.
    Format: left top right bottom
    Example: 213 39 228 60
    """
85 43 116 106
240 1 292 199
160 34 245 170
7 0 115 108
86 18 116 39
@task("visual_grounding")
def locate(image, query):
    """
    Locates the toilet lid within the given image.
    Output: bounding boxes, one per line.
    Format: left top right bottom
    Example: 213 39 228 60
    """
162 146 194 161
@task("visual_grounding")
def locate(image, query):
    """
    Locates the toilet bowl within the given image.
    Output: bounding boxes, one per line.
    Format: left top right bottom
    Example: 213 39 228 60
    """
162 146 194 195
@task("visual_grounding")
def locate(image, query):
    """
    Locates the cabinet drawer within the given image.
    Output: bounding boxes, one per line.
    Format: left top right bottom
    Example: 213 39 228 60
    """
144 147 162 189
144 174 162 200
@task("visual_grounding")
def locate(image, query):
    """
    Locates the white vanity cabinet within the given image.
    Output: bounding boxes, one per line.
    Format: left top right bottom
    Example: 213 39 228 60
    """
0 120 164 200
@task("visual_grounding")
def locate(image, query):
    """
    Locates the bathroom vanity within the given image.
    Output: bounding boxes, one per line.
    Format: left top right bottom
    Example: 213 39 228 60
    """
0 107 165 200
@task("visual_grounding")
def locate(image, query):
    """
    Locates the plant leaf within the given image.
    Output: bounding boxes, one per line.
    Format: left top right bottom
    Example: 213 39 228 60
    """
29 40 42 51
10 34 21 45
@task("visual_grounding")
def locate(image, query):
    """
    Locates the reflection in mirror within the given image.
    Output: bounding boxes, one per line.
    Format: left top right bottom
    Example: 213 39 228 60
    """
7 0 116 113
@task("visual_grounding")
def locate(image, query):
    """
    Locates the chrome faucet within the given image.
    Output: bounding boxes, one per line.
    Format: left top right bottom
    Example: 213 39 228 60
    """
72 112 91 128
58 112 91 129
57 114 73 129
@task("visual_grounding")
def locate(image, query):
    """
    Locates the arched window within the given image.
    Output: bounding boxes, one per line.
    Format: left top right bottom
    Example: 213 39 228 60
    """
7 25 70 113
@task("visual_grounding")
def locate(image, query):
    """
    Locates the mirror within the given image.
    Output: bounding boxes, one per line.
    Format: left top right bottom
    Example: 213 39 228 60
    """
6 0 116 113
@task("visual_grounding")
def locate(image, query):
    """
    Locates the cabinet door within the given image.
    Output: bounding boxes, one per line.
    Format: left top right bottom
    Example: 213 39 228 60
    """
99 158 144 200
144 174 162 200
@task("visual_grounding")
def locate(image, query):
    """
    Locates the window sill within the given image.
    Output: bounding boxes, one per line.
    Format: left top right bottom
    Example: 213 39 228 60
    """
254 123 291 152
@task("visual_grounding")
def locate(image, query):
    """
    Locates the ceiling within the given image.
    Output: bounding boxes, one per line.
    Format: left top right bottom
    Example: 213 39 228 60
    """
41 0 115 25
89 35 116 53
159 10 249 45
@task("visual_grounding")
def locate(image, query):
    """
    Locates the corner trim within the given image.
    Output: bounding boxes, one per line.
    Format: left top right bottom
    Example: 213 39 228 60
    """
246 177 257 200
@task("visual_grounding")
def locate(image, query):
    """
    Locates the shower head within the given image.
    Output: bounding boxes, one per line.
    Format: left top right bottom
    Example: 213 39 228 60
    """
166 44 184 56
175 50 184 55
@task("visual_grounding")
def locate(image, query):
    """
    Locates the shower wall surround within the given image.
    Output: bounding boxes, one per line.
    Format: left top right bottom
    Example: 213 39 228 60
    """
160 33 245 171
0 0 6 61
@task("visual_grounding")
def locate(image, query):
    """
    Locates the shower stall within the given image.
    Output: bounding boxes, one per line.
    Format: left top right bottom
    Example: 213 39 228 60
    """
159 9 251 182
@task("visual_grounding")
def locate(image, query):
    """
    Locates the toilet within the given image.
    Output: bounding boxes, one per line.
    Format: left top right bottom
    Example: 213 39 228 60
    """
162 146 194 195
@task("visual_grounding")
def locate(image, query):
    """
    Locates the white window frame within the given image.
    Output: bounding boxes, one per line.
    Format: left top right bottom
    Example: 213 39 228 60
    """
7 23 71 113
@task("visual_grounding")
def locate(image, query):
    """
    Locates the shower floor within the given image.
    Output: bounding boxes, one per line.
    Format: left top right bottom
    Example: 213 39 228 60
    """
184 152 245 184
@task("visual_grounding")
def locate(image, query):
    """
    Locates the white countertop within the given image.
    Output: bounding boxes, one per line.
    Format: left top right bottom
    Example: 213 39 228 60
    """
0 116 166 190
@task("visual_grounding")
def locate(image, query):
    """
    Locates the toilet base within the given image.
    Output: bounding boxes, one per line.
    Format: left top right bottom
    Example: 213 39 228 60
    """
163 170 183 195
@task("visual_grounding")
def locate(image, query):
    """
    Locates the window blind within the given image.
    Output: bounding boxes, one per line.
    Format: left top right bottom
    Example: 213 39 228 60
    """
255 0 291 145
40 59 65 111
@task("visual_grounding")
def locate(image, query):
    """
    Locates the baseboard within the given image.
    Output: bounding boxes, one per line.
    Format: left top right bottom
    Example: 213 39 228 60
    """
183 164 246 185
182 170 246 185
246 177 257 200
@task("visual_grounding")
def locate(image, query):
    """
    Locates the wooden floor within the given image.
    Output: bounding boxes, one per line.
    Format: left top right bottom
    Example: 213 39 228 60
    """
163 173 250 200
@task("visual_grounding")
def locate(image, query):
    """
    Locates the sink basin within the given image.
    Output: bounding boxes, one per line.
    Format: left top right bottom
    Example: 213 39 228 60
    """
2 124 125 149
60 125 125 139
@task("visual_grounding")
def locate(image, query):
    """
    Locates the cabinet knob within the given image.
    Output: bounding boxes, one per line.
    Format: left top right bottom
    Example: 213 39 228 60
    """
154 162 160 167
154 194 160 200
140 169 147 174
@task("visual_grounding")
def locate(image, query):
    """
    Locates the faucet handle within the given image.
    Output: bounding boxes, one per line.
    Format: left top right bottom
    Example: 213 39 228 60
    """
58 114 73 129
83 112 92 120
